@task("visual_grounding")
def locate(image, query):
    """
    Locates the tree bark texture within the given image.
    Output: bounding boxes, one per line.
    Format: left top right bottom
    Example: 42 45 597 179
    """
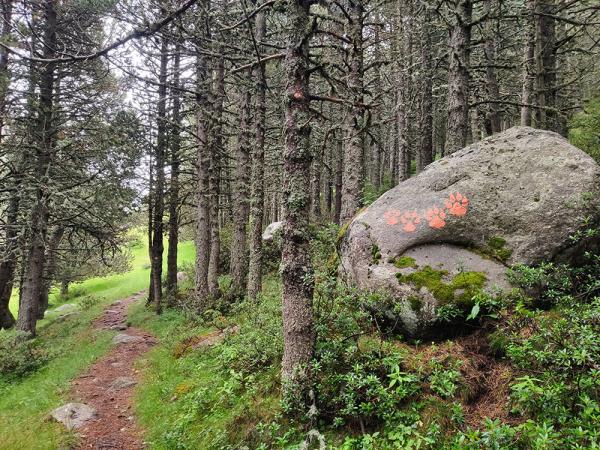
281 0 315 392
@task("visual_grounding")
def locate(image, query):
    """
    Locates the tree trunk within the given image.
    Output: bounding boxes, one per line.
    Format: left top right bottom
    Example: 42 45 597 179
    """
0 0 15 329
281 0 315 397
340 0 365 224
194 6 212 307
310 135 322 221
445 0 472 154
147 153 154 306
247 4 267 301
535 0 556 131
0 173 20 330
166 42 182 299
333 132 343 225
0 0 13 142
230 86 251 297
520 0 536 126
325 138 333 217
396 2 412 181
37 226 64 319
483 0 501 134
207 47 225 299
60 280 69 296
150 31 169 314
371 22 383 189
17 0 57 337
536 0 557 131
417 5 433 172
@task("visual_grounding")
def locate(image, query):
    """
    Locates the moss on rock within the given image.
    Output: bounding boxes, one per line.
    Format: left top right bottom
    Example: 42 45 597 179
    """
396 266 487 307
474 236 513 263
390 256 418 269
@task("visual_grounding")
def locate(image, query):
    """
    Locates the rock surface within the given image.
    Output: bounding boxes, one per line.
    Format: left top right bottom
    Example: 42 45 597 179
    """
340 127 600 337
262 221 283 242
112 333 144 345
50 403 97 430
49 303 77 315
176 271 188 282
109 376 137 390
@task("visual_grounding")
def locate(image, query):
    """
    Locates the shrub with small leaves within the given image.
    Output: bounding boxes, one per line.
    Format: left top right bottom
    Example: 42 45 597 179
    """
0 330 48 380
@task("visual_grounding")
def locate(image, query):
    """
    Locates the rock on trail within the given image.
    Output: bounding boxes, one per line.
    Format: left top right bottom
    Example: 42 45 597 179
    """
50 403 97 430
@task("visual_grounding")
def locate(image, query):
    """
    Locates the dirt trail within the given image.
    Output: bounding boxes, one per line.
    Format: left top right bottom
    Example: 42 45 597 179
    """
71 291 156 449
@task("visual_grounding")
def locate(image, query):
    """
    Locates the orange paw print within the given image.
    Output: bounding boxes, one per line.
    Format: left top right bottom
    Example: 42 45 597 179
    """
400 211 421 233
426 206 446 229
444 192 469 217
384 209 401 225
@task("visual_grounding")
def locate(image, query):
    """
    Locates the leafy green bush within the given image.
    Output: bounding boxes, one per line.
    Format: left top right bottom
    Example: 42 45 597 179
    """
216 282 283 377
80 295 102 310
0 330 48 380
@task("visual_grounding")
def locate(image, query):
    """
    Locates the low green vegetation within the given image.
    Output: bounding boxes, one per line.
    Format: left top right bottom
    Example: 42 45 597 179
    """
2 223 599 449
125 223 599 449
569 95 600 163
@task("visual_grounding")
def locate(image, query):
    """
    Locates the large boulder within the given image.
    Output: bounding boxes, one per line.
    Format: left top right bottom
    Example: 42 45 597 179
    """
262 221 283 242
340 127 600 337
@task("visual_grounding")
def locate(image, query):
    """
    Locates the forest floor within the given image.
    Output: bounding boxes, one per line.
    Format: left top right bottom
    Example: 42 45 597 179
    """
71 290 155 450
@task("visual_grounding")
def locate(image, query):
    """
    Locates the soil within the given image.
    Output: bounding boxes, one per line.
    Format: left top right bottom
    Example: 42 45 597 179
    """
71 291 156 449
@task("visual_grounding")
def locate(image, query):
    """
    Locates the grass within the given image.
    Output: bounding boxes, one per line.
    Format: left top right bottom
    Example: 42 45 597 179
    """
128 276 283 449
0 234 195 450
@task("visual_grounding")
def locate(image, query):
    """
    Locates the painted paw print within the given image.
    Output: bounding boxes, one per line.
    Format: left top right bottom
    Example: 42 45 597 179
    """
445 192 469 217
426 206 446 229
400 211 421 233
384 209 401 225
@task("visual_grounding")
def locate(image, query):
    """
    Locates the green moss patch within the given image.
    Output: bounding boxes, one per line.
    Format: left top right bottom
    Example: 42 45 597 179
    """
475 236 513 263
390 255 418 269
396 266 487 306
336 221 350 248
487 236 507 250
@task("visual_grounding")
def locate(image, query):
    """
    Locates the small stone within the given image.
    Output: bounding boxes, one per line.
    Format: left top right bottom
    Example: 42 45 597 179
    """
112 334 143 345
109 376 137 390
176 271 188 282
50 403 97 430
54 304 77 313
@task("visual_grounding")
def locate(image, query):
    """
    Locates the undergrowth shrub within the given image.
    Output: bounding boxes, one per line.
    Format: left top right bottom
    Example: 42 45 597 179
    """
79 295 102 310
216 283 283 377
0 330 48 380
